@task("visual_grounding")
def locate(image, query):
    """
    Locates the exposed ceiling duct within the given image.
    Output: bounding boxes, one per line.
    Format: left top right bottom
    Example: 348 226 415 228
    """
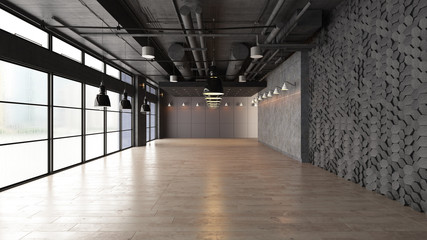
225 43 249 81
180 6 204 77
168 43 192 80
195 6 209 76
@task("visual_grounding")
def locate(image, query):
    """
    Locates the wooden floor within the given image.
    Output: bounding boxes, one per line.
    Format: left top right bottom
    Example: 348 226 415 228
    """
1 139 427 240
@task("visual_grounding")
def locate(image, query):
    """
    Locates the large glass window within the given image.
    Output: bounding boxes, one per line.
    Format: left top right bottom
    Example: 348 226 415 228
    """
53 76 82 170
106 64 120 79
52 36 82 63
84 53 104 72
0 9 48 48
0 60 48 188
121 72 132 85
86 84 104 160
106 91 120 154
146 100 157 142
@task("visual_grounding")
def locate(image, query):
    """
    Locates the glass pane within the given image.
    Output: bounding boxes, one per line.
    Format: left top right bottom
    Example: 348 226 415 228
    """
54 108 81 138
121 113 131 130
151 115 156 127
86 134 103 160
85 84 100 110
108 91 120 112
106 64 120 79
107 132 120 154
121 72 132 85
107 111 120 132
151 127 155 140
146 130 149 142
0 60 47 105
122 130 131 149
54 136 81 170
0 141 47 188
0 103 47 144
86 110 104 134
0 9 48 48
84 53 103 72
53 76 81 108
52 36 82 62
146 114 150 127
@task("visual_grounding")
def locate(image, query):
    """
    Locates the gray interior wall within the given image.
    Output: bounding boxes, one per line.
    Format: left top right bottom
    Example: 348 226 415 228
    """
160 96 257 138
309 0 427 212
258 52 303 161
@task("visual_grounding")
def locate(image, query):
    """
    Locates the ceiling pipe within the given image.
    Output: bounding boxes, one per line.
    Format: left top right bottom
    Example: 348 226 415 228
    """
168 43 192 80
80 32 258 37
260 0 286 36
250 1 312 81
195 6 209 76
225 43 249 81
180 6 204 77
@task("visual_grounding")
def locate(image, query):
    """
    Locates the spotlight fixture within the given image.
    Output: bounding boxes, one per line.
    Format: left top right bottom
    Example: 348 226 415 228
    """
273 87 280 95
267 91 273 98
94 82 111 107
120 90 132 109
182 102 185 107
258 95 262 101
239 102 243 107
262 93 267 99
254 98 258 103
251 99 254 104
141 46 155 59
140 96 151 113
281 81 296 91
250 46 263 59
281 82 288 91
196 102 199 107
168 102 171 107
238 75 246 82
224 102 228 107
170 75 178 82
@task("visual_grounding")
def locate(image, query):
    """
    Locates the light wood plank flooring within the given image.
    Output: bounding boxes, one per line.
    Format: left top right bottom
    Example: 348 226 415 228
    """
1 139 427 240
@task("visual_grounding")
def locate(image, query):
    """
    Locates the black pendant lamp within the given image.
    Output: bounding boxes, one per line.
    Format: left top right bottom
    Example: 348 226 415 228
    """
94 82 111 107
120 90 132 109
140 96 151 113
204 65 224 95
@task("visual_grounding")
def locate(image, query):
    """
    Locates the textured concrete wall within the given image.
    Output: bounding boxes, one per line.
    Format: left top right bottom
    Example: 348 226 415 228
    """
258 52 303 161
160 96 258 138
309 0 427 212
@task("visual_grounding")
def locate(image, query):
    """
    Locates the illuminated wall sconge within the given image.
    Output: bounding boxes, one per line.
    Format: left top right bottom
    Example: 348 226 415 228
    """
258 95 262 101
273 87 280 95
239 102 243 107
267 91 272 98
282 81 296 91
182 102 185 107
224 102 229 107
168 102 172 107
196 102 199 107
262 93 267 99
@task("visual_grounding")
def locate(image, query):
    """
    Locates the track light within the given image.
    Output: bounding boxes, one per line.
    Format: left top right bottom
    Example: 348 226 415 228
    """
141 46 155 59
267 91 273 98
94 82 111 107
120 90 132 109
262 93 267 99
238 75 246 82
250 46 263 59
196 102 199 107
282 82 288 91
170 75 178 82
258 95 262 101
182 102 185 107
224 102 228 107
273 87 280 95
239 102 243 107
168 102 171 107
